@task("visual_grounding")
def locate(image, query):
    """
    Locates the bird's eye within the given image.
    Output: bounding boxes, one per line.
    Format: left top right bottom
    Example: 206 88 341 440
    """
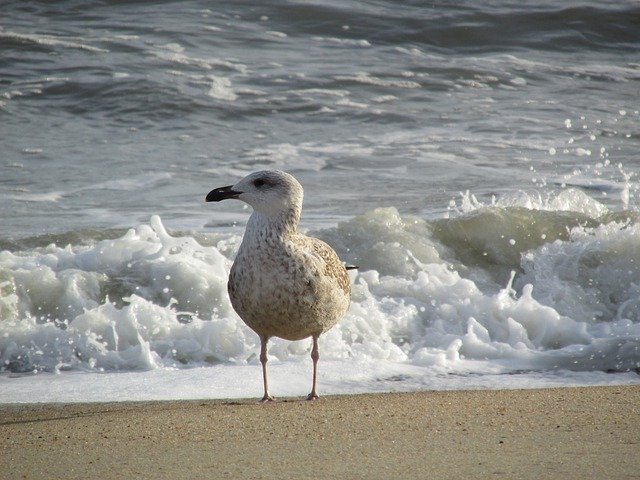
253 179 266 188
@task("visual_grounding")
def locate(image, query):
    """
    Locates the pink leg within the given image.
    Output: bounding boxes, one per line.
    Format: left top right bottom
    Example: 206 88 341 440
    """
259 336 275 403
306 335 320 400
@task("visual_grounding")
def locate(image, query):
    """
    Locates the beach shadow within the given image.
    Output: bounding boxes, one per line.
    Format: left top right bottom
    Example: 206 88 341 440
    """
0 408 115 427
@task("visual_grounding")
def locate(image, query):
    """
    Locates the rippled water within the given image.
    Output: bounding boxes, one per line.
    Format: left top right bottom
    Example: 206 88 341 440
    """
1 1 639 401
3 0 639 234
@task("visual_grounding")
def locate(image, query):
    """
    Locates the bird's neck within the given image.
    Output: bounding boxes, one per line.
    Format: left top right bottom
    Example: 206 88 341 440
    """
243 208 300 246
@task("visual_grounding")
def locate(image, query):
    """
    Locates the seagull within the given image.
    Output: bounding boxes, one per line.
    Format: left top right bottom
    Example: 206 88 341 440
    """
206 170 351 402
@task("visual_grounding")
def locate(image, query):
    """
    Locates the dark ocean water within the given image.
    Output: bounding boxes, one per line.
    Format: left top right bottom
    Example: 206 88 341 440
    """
1 1 639 398
2 0 639 236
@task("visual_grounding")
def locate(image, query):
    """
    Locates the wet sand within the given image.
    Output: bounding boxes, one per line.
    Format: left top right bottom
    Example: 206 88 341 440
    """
1 385 639 479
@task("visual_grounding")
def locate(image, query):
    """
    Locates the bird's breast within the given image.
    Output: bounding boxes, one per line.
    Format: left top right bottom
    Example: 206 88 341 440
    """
227 241 349 340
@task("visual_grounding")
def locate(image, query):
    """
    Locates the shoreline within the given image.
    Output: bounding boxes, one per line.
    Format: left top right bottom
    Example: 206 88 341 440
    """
2 385 639 479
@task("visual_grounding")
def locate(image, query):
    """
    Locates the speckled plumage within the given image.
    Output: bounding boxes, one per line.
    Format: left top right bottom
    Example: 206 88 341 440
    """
206 170 351 401
229 231 350 341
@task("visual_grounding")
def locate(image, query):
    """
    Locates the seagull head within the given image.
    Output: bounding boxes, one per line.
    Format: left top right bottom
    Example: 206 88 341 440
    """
206 170 304 217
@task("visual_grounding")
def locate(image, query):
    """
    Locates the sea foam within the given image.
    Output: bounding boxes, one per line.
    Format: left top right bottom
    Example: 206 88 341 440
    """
0 216 250 372
1 196 639 401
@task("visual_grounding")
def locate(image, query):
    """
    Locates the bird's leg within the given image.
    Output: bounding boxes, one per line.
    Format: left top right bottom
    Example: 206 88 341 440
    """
306 335 320 400
259 336 275 403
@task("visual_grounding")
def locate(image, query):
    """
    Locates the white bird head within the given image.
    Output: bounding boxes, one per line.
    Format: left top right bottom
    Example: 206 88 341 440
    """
206 170 304 218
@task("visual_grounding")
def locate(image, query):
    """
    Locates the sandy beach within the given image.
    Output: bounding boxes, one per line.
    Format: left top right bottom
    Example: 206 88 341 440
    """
1 385 638 479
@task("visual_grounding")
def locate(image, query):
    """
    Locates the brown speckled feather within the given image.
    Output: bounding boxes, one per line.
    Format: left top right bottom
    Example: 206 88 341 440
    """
295 236 350 297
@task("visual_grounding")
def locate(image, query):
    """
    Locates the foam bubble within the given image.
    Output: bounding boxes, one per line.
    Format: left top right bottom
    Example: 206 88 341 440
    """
207 75 237 101
334 72 421 89
313 37 371 48
0 30 109 53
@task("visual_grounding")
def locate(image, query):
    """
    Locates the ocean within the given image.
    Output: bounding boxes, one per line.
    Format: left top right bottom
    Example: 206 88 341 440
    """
1 0 639 402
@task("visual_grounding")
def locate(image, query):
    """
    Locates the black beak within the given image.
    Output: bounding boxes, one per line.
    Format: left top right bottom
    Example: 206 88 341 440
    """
206 185 241 202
